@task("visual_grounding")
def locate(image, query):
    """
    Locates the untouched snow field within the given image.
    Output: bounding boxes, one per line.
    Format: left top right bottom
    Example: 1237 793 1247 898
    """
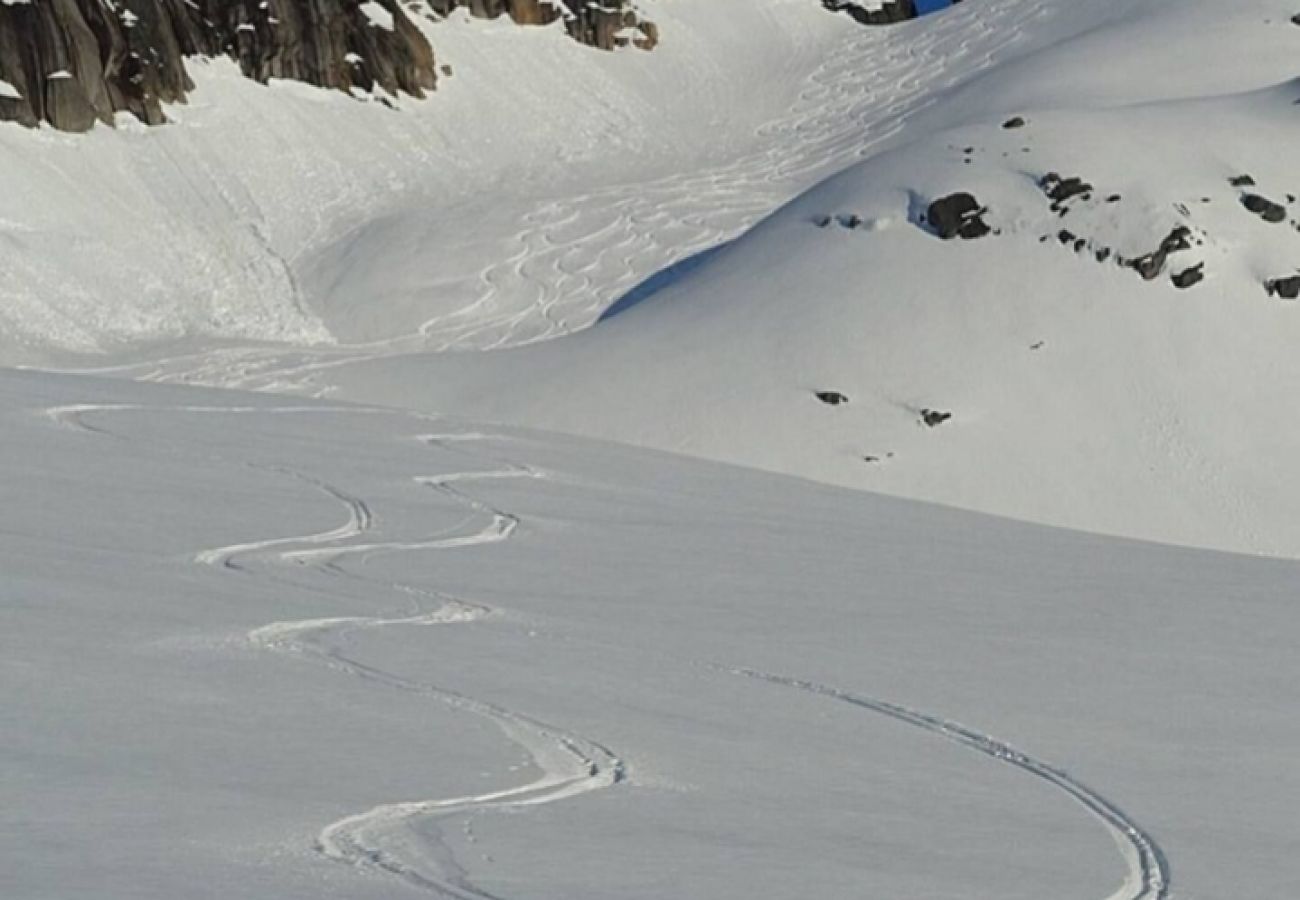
4 367 1300 900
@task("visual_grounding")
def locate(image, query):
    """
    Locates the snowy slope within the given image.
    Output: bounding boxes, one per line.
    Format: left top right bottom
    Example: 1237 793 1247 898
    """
2 0 1119 367
0 0 852 359
324 0 1300 557
4 367 1300 900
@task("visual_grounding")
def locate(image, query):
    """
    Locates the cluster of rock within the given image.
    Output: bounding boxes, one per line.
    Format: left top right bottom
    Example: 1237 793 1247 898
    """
0 0 654 132
925 192 992 240
430 1 656 51
822 0 962 26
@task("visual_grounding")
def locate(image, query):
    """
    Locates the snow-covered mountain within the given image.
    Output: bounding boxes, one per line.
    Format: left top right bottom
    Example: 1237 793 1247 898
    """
318 0 1300 557
4 0 1296 558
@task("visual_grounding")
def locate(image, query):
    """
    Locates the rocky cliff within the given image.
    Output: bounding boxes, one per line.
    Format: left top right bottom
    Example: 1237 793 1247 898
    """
0 0 654 132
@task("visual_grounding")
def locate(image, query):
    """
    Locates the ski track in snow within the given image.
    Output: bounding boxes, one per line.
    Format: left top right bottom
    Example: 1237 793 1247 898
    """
75 0 1053 395
725 666 1171 900
46 401 626 900
43 399 1173 899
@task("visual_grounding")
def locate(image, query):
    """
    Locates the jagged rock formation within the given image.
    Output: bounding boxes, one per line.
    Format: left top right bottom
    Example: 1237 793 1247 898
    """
823 0 963 26
0 0 653 132
430 1 657 51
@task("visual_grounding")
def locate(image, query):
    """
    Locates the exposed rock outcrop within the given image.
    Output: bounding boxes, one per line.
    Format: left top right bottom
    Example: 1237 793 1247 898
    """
823 0 963 26
1241 193 1288 224
927 192 991 240
429 1 656 51
0 0 653 132
1126 226 1193 281
1171 262 1205 290
1266 275 1300 300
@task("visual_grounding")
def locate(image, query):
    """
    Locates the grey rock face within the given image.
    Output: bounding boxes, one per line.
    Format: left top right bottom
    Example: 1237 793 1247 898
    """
429 1 656 50
0 0 653 132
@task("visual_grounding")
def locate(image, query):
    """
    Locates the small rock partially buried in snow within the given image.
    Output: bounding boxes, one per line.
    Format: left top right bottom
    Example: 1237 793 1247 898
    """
1171 263 1205 290
815 391 850 406
1242 193 1287 223
926 193 992 240
1266 275 1300 300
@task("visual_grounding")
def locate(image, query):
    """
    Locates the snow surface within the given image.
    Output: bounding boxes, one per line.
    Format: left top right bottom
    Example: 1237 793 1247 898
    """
5 367 1300 900
4 2 1300 894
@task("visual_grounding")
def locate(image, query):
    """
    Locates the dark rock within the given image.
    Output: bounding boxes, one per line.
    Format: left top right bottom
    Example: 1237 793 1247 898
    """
429 1 656 50
838 213 863 229
1229 174 1257 187
1095 247 1111 263
811 214 833 228
822 0 918 25
1171 263 1205 289
1106 194 1122 203
1040 173 1094 206
815 391 849 406
1126 226 1193 281
1242 193 1287 223
1266 275 1300 300
927 193 992 240
921 409 952 428
1002 116 1026 129
1057 229 1076 245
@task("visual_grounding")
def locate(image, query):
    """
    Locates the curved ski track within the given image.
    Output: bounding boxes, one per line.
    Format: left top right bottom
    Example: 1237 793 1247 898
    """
45 401 1173 900
725 666 1171 900
47 402 626 900
80 0 1056 394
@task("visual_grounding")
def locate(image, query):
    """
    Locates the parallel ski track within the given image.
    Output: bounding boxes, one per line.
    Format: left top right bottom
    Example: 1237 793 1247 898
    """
725 666 1171 900
48 402 626 900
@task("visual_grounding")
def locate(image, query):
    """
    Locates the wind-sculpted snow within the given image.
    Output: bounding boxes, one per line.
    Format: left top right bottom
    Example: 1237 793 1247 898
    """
727 667 1171 900
49 401 626 899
